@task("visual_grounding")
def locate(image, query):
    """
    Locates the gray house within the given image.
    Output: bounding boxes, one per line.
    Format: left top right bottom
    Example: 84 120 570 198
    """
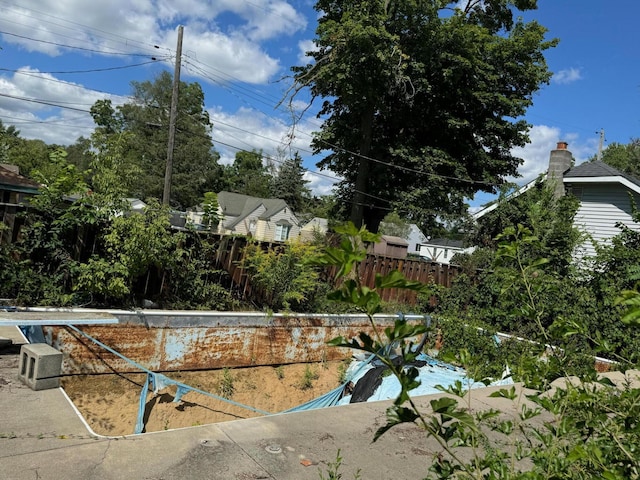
474 142 640 261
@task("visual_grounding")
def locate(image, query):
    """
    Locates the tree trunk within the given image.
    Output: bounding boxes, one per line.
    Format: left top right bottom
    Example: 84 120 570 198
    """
350 105 375 229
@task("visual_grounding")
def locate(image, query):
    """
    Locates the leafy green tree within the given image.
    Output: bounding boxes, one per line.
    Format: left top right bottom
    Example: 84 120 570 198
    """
65 136 93 173
288 0 556 232
470 179 581 274
242 241 324 312
222 149 271 197
0 121 53 178
76 199 180 304
379 211 410 239
595 139 640 178
89 72 224 209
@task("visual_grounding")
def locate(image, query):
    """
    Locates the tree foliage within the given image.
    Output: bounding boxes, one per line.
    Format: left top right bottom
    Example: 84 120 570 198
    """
379 211 411 239
88 72 223 209
288 0 556 232
595 139 640 178
222 149 271 198
269 152 311 212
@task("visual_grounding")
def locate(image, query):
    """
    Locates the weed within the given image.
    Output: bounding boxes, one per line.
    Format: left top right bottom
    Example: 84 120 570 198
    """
299 365 319 390
275 365 285 380
318 449 362 480
337 360 349 384
218 368 235 398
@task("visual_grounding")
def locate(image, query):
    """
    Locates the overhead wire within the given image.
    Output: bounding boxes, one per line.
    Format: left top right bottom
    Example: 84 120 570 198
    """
0 30 163 57
0 59 166 76
0 1 170 55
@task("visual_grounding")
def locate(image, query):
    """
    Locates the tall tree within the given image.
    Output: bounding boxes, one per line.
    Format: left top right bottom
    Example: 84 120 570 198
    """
89 72 223 209
288 0 556 232
223 149 272 198
270 152 311 212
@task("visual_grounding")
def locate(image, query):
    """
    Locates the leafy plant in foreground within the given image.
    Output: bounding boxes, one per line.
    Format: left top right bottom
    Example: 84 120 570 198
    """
319 222 640 479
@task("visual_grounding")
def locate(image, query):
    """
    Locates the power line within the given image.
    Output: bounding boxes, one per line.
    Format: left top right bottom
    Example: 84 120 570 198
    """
0 1 169 54
0 29 162 57
0 93 91 112
0 59 164 76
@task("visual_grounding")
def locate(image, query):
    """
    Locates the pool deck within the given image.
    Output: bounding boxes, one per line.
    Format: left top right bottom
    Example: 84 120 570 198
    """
1 327 639 480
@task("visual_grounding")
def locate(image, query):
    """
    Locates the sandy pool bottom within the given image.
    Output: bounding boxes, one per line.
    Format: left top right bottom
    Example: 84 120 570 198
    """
62 360 349 436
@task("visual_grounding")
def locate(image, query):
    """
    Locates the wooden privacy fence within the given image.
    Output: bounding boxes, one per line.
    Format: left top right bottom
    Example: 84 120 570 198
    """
212 235 460 306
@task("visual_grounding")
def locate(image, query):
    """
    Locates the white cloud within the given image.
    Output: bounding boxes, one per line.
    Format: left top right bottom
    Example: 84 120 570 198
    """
297 39 316 64
0 68 128 144
509 124 597 185
0 0 303 85
469 126 598 208
304 170 338 196
509 125 563 184
552 67 582 85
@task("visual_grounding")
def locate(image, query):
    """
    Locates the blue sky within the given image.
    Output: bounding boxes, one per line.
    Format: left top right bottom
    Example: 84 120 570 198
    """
1 1 639 208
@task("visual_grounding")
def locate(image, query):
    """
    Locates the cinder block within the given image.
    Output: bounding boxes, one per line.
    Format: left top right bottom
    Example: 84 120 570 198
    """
18 343 63 391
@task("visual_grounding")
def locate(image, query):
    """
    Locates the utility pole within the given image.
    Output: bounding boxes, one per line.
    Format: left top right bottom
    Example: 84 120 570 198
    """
163 25 184 205
597 128 605 162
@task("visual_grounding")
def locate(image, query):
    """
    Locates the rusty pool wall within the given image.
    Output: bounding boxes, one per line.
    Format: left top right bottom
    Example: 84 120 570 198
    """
24 308 428 375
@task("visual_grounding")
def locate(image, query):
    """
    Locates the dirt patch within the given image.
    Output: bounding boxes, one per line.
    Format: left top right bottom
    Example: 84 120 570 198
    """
62 360 350 436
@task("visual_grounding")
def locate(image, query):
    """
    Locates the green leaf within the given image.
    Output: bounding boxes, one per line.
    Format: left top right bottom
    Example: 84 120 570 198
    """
373 405 419 442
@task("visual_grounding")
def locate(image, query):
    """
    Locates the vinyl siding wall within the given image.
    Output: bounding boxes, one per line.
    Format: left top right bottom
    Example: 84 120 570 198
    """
572 183 640 258
255 208 300 242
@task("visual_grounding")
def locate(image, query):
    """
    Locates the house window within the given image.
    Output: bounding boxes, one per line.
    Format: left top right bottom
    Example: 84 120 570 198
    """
249 219 256 233
444 249 449 258
275 224 291 241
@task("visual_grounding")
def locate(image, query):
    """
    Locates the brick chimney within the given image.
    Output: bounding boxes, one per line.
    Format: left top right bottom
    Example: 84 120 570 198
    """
547 141 573 198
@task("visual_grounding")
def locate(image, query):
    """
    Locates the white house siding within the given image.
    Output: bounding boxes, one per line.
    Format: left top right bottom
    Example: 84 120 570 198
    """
233 205 265 236
258 208 300 242
572 183 640 259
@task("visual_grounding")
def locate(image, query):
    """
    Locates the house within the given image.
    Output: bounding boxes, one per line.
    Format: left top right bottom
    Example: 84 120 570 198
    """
368 235 409 259
0 164 40 244
563 159 640 259
474 142 640 260
188 191 300 242
418 238 470 265
298 217 328 243
406 223 429 255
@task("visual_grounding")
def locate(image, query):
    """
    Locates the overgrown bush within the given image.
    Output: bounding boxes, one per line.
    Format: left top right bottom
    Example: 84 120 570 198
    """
242 241 329 312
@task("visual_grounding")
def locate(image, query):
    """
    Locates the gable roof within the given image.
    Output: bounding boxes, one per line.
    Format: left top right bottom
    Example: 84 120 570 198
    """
217 191 291 229
472 176 546 220
0 165 40 194
563 161 640 193
424 238 464 248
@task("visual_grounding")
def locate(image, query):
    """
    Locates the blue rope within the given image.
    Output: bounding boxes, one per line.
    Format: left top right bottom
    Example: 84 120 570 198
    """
66 325 271 434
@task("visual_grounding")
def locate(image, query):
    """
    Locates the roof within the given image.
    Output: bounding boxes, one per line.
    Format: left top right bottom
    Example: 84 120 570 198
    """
564 161 640 186
563 161 640 194
379 235 408 246
472 175 546 220
0 165 40 193
424 238 464 248
217 191 291 229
